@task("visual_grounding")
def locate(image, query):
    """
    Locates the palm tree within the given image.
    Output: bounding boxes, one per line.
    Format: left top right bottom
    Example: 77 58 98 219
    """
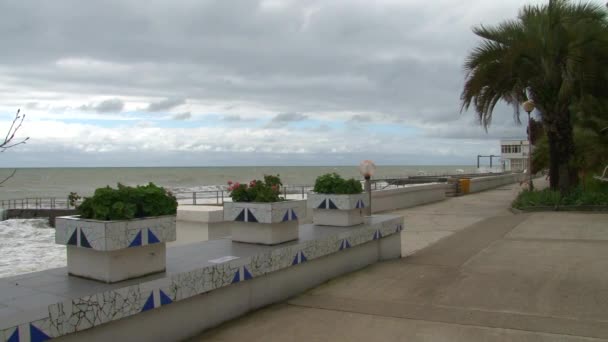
461 0 608 193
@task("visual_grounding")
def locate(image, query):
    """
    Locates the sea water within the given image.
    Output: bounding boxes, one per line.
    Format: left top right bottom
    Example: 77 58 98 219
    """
0 219 66 278
0 165 478 277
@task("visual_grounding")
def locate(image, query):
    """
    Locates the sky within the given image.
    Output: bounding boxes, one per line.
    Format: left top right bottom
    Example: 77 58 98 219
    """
0 0 548 167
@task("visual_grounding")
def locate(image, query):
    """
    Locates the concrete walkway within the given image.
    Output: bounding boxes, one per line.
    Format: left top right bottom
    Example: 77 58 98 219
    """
191 180 608 341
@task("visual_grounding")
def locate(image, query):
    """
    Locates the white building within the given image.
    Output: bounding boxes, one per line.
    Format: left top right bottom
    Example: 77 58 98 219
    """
500 139 531 172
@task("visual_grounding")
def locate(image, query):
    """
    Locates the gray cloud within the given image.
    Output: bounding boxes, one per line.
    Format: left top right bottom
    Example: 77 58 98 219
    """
80 98 124 113
348 114 373 124
266 112 308 128
147 98 186 112
271 112 308 123
0 0 533 164
171 112 192 120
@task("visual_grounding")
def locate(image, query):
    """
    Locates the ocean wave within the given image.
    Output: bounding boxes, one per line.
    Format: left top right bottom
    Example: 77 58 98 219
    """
0 219 66 278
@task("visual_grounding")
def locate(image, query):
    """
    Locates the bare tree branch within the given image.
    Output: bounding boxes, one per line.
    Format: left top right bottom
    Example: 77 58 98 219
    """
0 109 29 187
1 109 29 152
0 169 17 187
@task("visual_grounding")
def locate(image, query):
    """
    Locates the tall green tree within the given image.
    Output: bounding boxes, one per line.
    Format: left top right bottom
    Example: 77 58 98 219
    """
461 0 608 193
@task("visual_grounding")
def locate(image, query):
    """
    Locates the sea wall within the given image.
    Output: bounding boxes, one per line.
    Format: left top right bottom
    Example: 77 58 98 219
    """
0 215 403 342
4 209 77 227
371 183 448 213
468 173 526 193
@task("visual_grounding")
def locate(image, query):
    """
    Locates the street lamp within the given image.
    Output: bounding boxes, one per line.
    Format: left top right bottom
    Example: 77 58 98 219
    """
358 160 376 216
523 100 535 191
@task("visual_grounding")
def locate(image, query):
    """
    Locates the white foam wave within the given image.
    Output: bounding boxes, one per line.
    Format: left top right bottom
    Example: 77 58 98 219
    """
0 219 66 278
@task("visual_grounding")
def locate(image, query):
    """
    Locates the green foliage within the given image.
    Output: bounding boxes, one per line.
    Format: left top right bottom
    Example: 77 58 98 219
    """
68 192 81 207
461 0 608 192
512 178 608 208
77 183 178 220
313 173 363 194
227 175 283 203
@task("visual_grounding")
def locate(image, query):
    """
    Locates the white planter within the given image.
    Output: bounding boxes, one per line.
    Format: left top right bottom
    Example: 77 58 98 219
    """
307 193 368 227
55 215 176 283
223 200 306 245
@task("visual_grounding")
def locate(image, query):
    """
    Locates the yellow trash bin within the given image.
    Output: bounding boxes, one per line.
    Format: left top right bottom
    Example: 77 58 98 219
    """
459 178 471 194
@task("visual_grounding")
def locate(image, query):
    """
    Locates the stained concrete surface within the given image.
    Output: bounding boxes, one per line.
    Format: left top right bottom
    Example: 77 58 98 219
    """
191 179 608 342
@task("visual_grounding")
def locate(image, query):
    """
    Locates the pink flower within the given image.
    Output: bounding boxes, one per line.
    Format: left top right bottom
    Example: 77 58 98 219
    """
227 180 233 185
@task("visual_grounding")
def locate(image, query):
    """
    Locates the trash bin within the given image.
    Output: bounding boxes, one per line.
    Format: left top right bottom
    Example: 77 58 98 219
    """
459 178 471 194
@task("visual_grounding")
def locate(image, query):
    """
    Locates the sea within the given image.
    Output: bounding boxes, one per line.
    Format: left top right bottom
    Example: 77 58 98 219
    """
0 165 478 277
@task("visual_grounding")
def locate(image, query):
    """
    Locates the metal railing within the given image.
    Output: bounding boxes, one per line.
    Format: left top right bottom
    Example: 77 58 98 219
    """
0 197 77 210
0 175 477 209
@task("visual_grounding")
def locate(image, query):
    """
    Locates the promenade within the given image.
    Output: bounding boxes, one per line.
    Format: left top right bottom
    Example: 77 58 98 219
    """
192 179 608 341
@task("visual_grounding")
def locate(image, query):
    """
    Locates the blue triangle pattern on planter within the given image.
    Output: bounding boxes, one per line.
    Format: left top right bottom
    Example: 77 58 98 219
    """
66 229 78 246
159 290 172 306
301 252 307 262
141 293 155 312
7 329 19 342
129 230 142 247
317 199 327 209
235 209 245 222
30 324 51 342
328 199 338 209
282 210 290 222
247 209 258 223
148 229 161 244
79 230 92 248
291 209 298 220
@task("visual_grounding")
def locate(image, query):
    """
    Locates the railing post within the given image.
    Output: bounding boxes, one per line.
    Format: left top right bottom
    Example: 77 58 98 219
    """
193 192 197 205
221 191 224 204
67 197 70 209
302 186 305 199
216 191 219 204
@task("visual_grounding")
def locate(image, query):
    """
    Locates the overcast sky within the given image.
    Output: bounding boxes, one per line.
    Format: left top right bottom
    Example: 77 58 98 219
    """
0 0 548 167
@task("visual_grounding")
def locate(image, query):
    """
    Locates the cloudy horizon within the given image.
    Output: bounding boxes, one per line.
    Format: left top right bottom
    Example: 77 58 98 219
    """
0 0 546 167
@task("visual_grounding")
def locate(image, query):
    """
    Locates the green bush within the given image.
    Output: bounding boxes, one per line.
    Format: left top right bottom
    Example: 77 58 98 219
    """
78 183 178 220
313 173 363 194
227 174 283 202
512 178 608 208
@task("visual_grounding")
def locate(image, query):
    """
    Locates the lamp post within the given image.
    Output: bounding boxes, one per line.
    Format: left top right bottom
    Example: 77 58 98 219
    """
358 160 376 216
523 100 535 191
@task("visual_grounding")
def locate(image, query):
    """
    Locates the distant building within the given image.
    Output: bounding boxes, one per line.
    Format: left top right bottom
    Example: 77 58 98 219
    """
500 139 530 172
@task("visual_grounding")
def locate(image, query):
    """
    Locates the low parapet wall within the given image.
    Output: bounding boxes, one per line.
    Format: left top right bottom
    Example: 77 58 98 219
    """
4 209 78 227
468 173 526 193
0 215 402 342
371 183 448 213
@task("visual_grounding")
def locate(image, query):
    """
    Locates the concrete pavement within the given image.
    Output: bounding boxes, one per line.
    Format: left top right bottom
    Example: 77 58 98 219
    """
190 180 608 341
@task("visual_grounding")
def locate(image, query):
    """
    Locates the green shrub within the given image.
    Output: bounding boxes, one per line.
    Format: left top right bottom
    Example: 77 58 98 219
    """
227 174 283 202
512 178 608 208
313 173 363 194
78 183 178 220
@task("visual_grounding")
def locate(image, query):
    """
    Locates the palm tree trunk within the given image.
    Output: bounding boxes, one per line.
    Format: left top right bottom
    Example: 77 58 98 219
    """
547 112 578 193
547 131 560 190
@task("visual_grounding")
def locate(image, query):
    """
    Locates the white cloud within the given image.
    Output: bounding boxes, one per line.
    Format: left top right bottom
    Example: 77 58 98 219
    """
0 0 538 166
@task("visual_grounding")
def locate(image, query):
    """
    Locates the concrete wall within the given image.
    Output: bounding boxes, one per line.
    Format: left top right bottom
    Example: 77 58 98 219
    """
5 209 77 227
468 173 526 193
371 183 448 213
55 233 401 342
